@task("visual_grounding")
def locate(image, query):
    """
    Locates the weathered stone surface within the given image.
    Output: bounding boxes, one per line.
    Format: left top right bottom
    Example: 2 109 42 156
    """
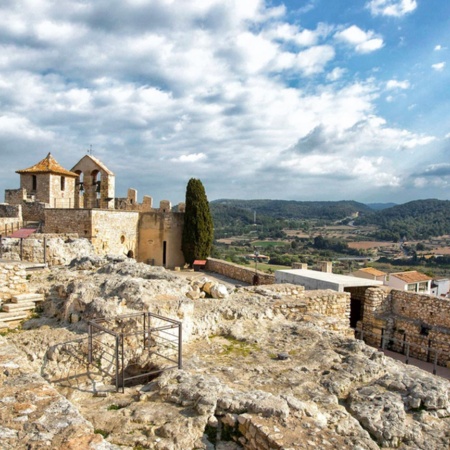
1 256 450 450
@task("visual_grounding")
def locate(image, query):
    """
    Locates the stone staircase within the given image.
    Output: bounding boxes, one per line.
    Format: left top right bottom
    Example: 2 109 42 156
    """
0 293 44 331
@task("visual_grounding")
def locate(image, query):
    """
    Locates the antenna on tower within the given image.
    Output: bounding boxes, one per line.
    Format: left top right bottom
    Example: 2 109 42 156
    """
88 145 92 155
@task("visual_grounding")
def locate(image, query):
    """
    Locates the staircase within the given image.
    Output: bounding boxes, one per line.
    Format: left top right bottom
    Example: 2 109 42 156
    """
0 293 44 331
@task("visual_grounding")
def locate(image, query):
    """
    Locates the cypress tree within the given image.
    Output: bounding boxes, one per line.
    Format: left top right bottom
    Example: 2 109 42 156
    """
182 178 214 265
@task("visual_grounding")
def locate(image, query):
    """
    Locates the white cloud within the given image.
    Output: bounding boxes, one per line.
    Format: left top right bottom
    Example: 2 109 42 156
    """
294 45 335 75
386 79 410 90
326 67 346 81
367 0 417 17
334 25 384 53
170 153 207 163
0 0 443 202
434 45 442 51
432 62 446 71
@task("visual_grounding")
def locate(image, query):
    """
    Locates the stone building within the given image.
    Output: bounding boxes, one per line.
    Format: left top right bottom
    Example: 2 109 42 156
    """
1 153 185 269
8 153 79 209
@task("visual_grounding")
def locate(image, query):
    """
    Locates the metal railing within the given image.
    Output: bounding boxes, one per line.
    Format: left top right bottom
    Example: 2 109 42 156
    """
88 312 182 393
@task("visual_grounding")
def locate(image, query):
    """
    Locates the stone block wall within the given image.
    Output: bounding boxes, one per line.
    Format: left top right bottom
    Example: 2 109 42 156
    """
206 258 275 285
138 211 184 269
360 287 450 366
91 210 139 257
244 284 351 336
22 201 46 222
0 204 21 218
0 262 29 299
43 209 92 237
5 188 27 205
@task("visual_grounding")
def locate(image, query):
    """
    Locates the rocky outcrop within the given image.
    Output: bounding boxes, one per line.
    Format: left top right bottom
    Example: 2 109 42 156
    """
2 255 450 449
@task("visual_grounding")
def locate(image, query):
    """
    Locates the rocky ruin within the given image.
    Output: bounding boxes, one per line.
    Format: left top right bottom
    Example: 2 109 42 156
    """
1 252 450 449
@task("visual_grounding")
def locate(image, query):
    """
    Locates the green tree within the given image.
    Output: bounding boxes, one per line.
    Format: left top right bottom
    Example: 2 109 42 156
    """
182 178 214 265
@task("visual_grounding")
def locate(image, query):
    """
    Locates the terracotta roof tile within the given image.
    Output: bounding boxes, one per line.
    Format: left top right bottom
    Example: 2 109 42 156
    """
391 271 432 283
16 153 78 177
359 267 386 276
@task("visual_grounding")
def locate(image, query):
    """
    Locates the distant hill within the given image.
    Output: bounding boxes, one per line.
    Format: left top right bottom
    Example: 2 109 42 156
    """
210 199 372 228
366 203 397 210
355 199 450 240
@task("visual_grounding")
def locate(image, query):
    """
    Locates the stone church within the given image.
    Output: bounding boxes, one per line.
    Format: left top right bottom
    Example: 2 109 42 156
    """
2 153 185 269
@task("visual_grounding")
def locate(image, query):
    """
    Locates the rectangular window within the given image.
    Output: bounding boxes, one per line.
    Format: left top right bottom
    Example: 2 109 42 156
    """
407 284 416 292
60 176 65 191
418 282 428 292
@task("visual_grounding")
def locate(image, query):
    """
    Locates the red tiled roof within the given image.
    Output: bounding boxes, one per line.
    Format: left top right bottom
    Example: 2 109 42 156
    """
359 267 386 276
16 153 78 178
391 271 432 283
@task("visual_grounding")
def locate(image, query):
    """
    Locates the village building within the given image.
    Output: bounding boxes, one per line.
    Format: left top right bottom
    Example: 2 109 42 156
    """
386 270 432 294
352 266 387 283
1 153 185 269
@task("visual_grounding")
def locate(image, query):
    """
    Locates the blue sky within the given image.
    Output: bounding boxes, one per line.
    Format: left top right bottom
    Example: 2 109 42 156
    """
0 0 449 205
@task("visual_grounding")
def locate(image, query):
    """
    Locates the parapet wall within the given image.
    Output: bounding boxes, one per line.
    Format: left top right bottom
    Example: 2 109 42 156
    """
206 258 275 285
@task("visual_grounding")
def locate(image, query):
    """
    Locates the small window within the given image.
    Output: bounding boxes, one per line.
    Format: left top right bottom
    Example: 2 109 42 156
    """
32 175 37 191
61 176 65 191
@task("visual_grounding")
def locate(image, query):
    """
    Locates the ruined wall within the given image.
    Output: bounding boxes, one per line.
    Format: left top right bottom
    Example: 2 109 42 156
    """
360 287 450 366
138 211 184 269
206 258 275 285
91 210 139 257
0 262 28 299
243 284 351 336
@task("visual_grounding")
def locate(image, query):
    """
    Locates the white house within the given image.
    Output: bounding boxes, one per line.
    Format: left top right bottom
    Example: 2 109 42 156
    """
431 278 450 298
387 271 432 294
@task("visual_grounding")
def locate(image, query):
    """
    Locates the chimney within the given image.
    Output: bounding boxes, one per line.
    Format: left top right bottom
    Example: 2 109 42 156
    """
292 262 308 270
321 261 332 273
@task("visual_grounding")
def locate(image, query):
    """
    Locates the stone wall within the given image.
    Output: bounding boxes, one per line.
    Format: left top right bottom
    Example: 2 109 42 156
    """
22 201 46 222
44 209 139 257
5 188 27 205
360 287 450 366
138 211 184 269
0 262 28 299
43 208 93 236
0 203 21 218
91 210 139 257
206 258 275 285
0 204 22 235
244 284 351 336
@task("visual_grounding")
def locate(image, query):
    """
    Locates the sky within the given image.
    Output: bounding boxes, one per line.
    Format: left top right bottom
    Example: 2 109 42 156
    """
1 0 450 206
